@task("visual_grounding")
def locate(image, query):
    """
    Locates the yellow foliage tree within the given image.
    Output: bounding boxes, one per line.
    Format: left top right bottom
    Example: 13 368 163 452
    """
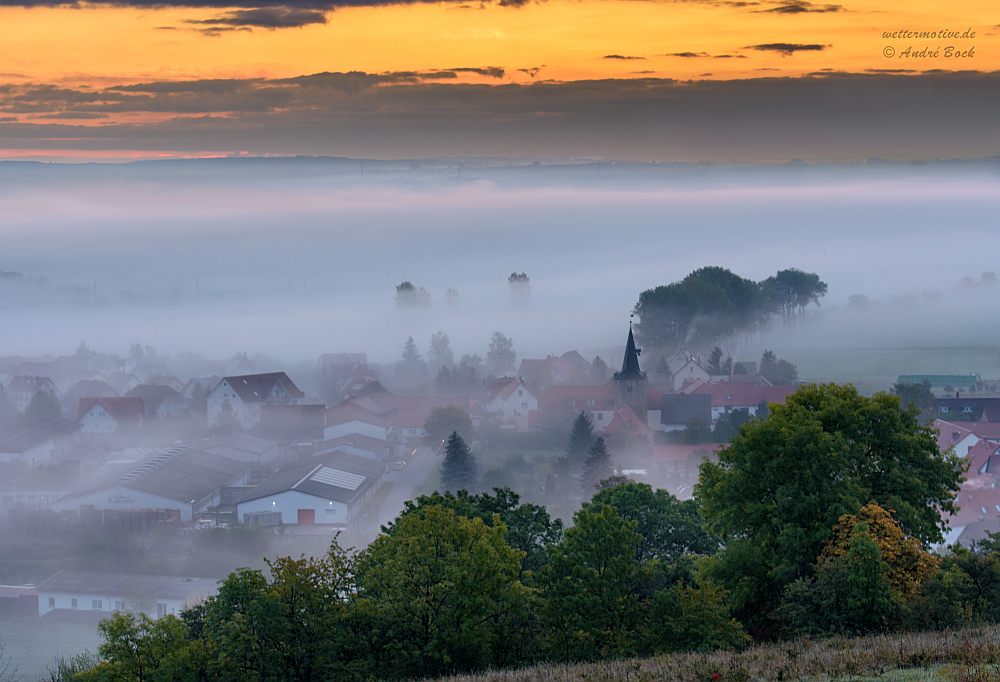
819 502 940 601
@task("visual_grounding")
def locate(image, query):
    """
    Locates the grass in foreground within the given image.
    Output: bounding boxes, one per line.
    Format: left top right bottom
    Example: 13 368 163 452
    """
436 627 1000 682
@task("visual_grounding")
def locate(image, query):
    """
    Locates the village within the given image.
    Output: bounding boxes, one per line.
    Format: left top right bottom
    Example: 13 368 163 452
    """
0 323 995 630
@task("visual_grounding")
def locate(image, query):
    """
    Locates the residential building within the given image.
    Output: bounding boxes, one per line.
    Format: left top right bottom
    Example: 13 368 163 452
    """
78 397 144 433
37 571 218 618
6 376 60 412
207 372 305 430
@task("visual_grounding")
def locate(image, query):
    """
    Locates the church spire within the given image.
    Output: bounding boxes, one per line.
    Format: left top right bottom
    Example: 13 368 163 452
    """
618 324 644 380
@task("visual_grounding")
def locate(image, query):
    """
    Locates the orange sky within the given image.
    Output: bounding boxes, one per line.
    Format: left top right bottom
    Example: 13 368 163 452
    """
0 0 995 87
0 0 997 160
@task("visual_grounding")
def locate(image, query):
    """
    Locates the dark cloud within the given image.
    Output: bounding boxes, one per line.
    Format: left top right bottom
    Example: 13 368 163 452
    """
745 43 827 55
196 26 253 35
446 67 505 79
0 116 16 122
866 69 917 73
2 71 1000 163
713 54 748 58
517 67 542 78
187 7 328 27
603 55 646 60
664 52 710 58
32 112 110 119
757 0 841 13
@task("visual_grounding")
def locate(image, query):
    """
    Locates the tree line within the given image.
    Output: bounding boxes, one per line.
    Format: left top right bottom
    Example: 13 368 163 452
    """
634 267 827 350
67 382 1000 682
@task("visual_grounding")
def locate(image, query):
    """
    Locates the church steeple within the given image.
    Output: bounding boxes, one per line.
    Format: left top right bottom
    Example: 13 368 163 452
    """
618 325 645 381
613 324 648 420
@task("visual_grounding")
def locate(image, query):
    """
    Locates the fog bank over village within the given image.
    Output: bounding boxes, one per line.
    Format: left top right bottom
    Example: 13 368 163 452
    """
0 156 999 679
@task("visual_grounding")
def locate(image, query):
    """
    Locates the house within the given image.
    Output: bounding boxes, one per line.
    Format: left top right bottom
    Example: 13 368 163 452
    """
0 418 81 466
124 385 189 419
104 373 141 396
899 374 981 391
207 372 305 430
325 399 392 441
934 398 1000 422
313 434 389 461
49 446 252 521
181 376 221 401
686 383 796 421
260 404 327 443
518 356 576 389
934 420 981 458
143 375 186 393
660 393 713 432
485 377 538 417
538 384 663 431
0 461 78 515
37 571 219 618
6 376 60 412
602 404 655 444
238 451 384 531
62 380 119 415
78 397 144 433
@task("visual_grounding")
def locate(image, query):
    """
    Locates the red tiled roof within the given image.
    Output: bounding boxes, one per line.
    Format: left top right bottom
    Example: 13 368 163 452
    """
77 397 143 425
935 420 976 452
965 440 1000 480
486 376 518 401
325 400 390 427
540 384 614 411
947 486 1000 527
689 382 795 407
603 404 654 440
369 395 472 429
961 422 1000 441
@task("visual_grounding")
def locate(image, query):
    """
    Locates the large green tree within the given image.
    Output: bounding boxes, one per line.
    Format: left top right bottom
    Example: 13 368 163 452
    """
695 383 964 626
356 505 527 678
584 482 718 564
580 437 614 494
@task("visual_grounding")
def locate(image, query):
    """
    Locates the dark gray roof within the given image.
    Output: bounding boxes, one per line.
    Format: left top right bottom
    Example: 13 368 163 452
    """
239 450 382 506
660 393 713 425
37 570 218 601
58 447 249 506
0 418 80 454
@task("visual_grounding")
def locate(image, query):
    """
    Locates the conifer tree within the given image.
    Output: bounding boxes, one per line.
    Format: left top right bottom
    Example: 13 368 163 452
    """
440 431 477 492
566 412 595 464
581 436 614 494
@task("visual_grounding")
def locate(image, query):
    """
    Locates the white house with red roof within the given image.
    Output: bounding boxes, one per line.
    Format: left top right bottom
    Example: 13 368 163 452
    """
78 397 144 433
485 377 538 417
207 372 305 430
687 382 796 421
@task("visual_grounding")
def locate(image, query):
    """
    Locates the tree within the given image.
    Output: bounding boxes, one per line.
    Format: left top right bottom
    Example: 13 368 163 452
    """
23 389 62 422
541 505 649 660
81 612 191 682
679 416 711 445
696 383 964 627
893 380 935 414
398 337 428 384
584 481 719 564
440 432 477 492
711 407 752 444
401 336 420 364
761 269 828 324
759 350 798 385
445 288 459 305
429 331 454 369
382 488 563 577
721 355 733 375
706 347 723 374
565 412 595 465
580 437 614 493
508 272 530 301
486 332 516 375
590 356 608 384
213 398 240 433
395 281 431 307
422 405 473 449
356 505 526 678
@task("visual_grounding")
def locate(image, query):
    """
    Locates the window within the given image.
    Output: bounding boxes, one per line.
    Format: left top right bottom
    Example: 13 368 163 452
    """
570 399 576 406
48 597 55 607
518 390 523 397
92 599 102 610
964 404 974 413
157 603 168 617
522 402 528 408
940 406 949 413
115 600 124 611
71 599 78 609
587 399 595 406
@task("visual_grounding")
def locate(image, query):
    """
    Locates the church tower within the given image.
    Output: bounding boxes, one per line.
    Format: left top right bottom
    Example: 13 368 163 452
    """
614 325 647 421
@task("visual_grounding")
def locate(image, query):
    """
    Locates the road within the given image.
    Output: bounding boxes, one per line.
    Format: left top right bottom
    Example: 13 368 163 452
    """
377 446 439 528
